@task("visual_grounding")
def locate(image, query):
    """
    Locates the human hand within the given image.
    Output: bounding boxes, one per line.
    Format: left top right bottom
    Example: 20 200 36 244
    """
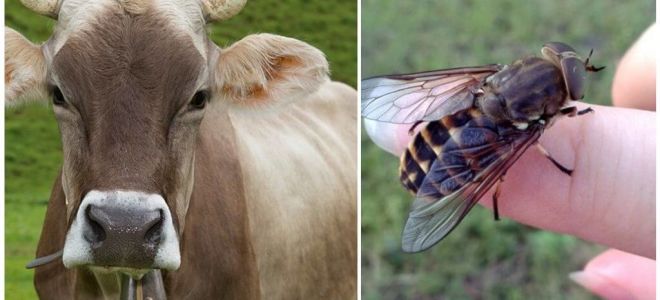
569 24 656 300
363 24 656 299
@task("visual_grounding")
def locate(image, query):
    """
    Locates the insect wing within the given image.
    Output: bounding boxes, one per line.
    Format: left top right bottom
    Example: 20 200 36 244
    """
401 127 542 253
361 65 501 124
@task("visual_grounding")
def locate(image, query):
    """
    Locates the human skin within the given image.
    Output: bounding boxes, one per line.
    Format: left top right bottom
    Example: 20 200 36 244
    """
612 24 656 111
570 24 656 300
364 102 655 258
363 23 656 299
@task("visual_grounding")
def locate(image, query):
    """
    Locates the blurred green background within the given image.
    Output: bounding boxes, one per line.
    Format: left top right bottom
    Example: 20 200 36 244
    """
5 0 356 298
361 0 654 299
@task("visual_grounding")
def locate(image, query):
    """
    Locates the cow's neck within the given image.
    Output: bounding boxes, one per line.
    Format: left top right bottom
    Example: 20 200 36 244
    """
161 109 261 298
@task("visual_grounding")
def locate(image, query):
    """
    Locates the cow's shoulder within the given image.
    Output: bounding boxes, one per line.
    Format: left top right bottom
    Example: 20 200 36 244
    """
292 80 356 128
315 80 356 102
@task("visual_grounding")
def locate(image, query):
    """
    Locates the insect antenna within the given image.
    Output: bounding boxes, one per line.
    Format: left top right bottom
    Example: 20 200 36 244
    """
585 49 605 72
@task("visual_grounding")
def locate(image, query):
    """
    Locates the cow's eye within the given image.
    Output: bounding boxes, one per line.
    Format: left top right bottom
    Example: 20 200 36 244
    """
52 87 66 106
190 90 209 109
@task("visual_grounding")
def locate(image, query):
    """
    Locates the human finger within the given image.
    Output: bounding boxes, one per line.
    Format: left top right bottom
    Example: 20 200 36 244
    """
570 249 656 299
364 103 656 258
611 23 656 110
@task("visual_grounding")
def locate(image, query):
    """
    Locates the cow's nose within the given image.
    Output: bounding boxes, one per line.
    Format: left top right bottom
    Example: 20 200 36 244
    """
84 205 163 268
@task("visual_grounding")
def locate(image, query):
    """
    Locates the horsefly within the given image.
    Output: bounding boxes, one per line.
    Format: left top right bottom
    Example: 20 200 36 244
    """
361 42 604 252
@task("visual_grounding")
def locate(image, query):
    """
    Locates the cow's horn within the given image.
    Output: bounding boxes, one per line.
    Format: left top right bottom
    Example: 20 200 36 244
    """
201 0 246 22
20 0 61 19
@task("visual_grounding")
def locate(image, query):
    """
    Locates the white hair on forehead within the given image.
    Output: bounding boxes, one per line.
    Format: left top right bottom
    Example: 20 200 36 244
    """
46 0 208 60
150 0 208 58
46 0 116 57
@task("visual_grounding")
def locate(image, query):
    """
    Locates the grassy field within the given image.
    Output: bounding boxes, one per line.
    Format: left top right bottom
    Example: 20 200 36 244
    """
361 0 654 299
4 0 356 298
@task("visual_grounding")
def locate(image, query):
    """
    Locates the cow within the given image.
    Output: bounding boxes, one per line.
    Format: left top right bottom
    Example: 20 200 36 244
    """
5 0 357 298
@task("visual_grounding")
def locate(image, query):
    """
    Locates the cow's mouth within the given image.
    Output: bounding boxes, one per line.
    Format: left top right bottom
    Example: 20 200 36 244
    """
90 266 152 279
27 252 167 300
27 251 158 276
118 270 167 300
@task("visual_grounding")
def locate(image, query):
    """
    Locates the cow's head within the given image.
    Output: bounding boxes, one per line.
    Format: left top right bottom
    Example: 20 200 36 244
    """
6 0 328 273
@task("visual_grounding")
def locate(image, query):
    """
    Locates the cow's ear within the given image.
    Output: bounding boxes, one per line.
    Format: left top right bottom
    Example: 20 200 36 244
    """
5 27 49 106
214 33 329 109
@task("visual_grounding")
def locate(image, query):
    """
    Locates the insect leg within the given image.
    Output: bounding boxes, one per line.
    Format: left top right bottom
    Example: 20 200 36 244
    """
561 106 593 118
586 65 605 72
492 177 504 221
560 106 577 117
577 107 594 115
536 143 573 176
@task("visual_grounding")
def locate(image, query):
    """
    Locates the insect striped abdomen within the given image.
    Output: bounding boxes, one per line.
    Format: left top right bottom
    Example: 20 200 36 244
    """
362 42 602 251
400 108 506 197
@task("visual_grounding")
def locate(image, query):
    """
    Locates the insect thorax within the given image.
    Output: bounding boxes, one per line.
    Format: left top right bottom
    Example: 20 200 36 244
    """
477 57 569 125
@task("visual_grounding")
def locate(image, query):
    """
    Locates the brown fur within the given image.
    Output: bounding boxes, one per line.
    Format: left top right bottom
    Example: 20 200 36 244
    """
33 175 74 299
11 2 356 299
164 112 260 298
35 114 262 298
52 6 204 228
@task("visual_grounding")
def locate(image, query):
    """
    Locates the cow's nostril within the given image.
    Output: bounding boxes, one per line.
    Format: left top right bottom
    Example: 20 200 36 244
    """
144 209 163 245
84 206 107 245
82 204 164 268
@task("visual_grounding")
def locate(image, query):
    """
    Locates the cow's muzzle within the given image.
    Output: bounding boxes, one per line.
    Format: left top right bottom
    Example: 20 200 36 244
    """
62 191 180 270
85 203 163 268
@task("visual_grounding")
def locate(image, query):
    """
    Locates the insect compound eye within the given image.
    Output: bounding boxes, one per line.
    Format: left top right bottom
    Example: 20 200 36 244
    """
189 90 209 109
52 87 66 106
560 56 586 100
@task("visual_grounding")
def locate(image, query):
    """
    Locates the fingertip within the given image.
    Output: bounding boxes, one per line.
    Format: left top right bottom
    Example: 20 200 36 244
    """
569 271 636 300
611 23 656 110
478 104 655 258
571 249 656 299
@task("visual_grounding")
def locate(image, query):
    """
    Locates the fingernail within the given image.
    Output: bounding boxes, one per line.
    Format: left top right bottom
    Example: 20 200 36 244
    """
569 271 636 300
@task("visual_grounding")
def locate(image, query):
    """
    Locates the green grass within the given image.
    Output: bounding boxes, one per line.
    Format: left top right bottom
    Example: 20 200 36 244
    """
4 0 356 298
361 0 654 299
5 104 62 299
